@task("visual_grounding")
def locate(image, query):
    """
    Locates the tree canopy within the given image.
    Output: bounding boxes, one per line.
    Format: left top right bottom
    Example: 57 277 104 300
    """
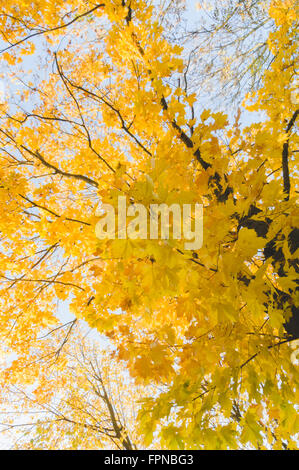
0 0 298 450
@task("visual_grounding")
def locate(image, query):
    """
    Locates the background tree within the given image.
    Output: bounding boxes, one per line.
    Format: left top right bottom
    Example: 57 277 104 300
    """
152 0 278 111
0 326 148 449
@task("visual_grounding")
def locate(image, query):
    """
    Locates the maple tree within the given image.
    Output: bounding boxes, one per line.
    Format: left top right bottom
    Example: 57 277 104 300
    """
0 0 298 450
